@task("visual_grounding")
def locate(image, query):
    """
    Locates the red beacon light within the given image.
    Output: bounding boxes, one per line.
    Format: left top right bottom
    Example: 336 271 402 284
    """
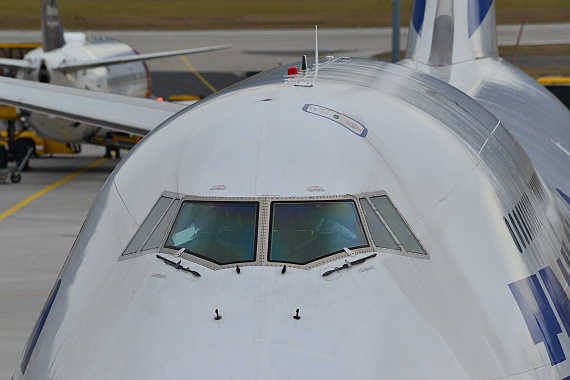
157 97 164 102
287 67 299 75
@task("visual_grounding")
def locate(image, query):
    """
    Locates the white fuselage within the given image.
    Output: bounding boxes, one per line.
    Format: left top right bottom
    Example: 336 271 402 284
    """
13 58 570 379
18 36 149 143
399 56 570 201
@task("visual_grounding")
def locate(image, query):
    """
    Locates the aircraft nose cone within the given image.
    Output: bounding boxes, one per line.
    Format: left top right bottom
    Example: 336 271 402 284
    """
152 342 361 379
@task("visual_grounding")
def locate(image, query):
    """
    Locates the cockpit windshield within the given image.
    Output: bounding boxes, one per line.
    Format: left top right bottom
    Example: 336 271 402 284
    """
268 200 369 265
123 192 426 268
165 201 258 265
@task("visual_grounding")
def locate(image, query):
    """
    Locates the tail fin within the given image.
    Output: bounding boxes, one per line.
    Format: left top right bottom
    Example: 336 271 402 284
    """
42 0 65 52
404 0 497 66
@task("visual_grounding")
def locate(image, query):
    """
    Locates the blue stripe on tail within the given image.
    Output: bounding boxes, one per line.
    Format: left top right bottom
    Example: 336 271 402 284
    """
468 0 493 37
411 0 427 36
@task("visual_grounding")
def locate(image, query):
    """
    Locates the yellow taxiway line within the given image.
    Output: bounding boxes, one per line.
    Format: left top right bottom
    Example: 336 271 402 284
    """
0 157 108 221
180 55 218 93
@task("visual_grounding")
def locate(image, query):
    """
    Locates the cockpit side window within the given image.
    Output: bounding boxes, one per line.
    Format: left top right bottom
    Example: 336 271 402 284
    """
142 199 180 251
369 196 425 254
165 201 259 265
359 198 399 250
122 196 173 256
268 200 369 265
124 192 426 267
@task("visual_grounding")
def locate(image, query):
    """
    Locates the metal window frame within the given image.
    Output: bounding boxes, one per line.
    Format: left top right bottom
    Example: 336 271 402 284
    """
121 191 429 269
266 196 372 268
161 194 377 270
358 191 429 259
160 194 266 270
120 191 184 260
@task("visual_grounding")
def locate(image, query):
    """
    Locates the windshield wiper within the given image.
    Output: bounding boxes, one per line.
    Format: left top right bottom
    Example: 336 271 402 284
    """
156 254 201 277
322 253 377 277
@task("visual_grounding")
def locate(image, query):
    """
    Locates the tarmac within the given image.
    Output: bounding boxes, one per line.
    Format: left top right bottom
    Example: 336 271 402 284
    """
0 146 119 378
1 24 569 73
0 25 569 378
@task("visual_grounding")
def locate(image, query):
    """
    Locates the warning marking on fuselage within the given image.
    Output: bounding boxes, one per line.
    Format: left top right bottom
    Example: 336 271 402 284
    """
302 104 368 138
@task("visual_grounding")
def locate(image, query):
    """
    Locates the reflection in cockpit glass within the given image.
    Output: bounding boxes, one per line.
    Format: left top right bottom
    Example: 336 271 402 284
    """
166 201 258 265
269 201 368 265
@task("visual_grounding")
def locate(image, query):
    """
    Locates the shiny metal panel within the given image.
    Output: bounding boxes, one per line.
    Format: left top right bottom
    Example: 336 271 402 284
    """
9 46 570 379
404 56 570 200
469 59 570 199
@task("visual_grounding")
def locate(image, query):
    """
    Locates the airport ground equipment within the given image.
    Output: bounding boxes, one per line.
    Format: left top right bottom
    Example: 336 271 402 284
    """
538 76 570 109
0 143 33 184
0 105 80 183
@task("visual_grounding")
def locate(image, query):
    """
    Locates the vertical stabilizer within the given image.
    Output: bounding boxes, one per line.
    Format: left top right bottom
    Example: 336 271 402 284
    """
42 0 65 52
405 0 497 66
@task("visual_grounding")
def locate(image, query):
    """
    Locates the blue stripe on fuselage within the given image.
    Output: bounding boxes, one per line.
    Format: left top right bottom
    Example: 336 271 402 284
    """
557 189 570 205
20 279 61 375
540 266 570 339
509 274 566 366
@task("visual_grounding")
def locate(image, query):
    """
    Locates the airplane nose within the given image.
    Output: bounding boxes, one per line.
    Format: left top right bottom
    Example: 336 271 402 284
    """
150 342 360 379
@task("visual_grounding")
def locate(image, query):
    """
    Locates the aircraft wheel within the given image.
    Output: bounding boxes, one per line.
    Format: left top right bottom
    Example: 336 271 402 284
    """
15 138 35 171
11 172 21 183
0 145 7 169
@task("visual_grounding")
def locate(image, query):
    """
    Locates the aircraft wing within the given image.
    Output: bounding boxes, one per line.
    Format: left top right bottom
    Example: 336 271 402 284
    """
0 76 186 135
53 44 232 73
0 58 36 72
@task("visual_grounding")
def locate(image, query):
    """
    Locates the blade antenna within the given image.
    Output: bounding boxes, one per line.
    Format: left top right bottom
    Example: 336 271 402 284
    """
313 25 319 85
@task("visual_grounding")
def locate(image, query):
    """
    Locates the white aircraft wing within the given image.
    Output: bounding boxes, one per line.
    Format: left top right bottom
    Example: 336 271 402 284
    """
53 44 232 73
0 58 36 72
0 76 185 135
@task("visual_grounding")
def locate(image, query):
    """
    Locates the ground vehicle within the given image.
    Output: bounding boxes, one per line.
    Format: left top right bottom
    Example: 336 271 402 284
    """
0 105 80 171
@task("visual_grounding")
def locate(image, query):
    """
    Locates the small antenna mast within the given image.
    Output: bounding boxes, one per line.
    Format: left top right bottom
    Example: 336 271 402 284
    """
313 25 319 85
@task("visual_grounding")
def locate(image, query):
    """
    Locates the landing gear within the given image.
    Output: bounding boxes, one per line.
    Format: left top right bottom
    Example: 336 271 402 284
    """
15 138 35 171
10 171 21 183
105 145 121 159
0 140 34 184
0 145 7 170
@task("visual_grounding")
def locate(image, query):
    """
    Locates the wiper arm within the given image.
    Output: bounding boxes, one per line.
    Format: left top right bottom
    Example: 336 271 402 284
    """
156 254 201 277
322 253 377 277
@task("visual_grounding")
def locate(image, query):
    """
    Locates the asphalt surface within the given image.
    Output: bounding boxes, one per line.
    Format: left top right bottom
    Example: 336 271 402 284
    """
0 24 568 72
0 25 568 378
0 146 118 379
151 71 245 99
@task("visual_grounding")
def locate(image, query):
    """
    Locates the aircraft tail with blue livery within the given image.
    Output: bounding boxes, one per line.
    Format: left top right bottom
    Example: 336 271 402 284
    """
405 0 497 66
400 0 570 210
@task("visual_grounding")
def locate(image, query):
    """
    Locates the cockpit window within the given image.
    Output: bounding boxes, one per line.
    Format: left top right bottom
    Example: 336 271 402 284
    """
142 199 180 251
268 200 368 265
123 196 173 255
123 192 427 267
369 196 425 254
165 201 259 265
359 198 399 250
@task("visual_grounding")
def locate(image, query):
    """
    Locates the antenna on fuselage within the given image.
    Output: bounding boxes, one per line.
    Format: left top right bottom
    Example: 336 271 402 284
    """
315 26 319 73
313 25 319 85
295 26 319 88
